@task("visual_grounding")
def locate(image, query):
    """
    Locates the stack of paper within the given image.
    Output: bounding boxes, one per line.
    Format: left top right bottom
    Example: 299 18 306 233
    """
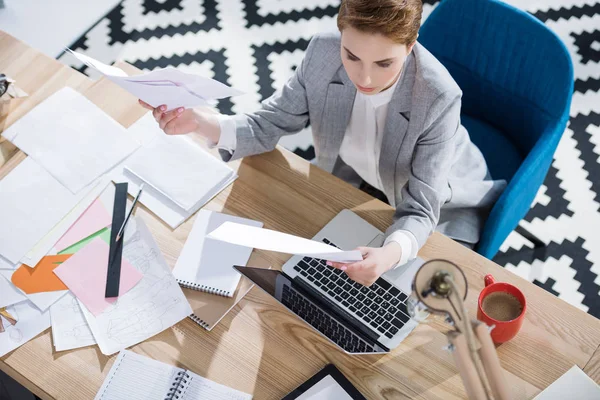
0 86 137 268
78 217 192 355
68 50 243 112
0 157 109 266
114 114 237 228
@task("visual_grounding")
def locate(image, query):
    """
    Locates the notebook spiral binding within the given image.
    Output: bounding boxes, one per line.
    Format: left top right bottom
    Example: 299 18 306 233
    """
188 314 210 330
177 279 232 297
165 371 191 400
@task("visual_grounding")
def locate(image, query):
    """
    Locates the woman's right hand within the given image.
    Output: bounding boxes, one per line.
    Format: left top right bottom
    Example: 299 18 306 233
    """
138 100 221 143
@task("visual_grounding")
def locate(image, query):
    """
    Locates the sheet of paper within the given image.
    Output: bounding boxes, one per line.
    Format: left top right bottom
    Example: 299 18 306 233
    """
50 292 96 352
112 113 237 228
0 157 97 265
533 366 600 399
296 375 354 400
69 50 243 112
59 228 111 255
54 238 143 316
0 270 68 311
20 176 111 268
80 218 192 355
0 300 51 357
124 132 235 211
0 255 18 270
55 198 112 252
207 222 363 263
0 274 26 308
2 87 140 193
11 254 71 294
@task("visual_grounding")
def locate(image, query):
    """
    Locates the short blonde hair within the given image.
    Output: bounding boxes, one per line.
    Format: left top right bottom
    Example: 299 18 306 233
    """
337 0 423 45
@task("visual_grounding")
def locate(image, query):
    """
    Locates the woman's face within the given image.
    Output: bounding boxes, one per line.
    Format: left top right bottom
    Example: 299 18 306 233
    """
341 26 413 95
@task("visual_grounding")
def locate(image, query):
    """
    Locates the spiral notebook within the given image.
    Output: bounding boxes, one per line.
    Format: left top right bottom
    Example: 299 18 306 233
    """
173 210 263 297
95 350 252 400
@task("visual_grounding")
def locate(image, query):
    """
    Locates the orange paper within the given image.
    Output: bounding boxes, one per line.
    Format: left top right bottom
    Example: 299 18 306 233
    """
11 254 72 294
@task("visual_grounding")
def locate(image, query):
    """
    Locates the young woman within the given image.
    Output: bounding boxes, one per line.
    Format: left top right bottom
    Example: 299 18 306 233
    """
140 0 505 286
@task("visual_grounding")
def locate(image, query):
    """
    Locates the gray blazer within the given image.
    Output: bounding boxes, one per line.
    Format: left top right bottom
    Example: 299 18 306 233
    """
220 32 506 247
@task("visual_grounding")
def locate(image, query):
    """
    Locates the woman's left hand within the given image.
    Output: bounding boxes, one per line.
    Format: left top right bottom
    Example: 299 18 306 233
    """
327 242 402 287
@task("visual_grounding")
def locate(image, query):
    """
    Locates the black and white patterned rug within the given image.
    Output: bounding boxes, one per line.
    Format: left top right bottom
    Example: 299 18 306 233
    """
59 0 600 319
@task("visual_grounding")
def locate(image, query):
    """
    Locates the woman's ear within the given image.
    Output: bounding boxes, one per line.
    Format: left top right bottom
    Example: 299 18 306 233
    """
407 39 417 55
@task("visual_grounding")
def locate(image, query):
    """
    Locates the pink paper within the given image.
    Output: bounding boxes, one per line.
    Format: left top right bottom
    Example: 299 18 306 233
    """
53 238 143 316
55 199 112 252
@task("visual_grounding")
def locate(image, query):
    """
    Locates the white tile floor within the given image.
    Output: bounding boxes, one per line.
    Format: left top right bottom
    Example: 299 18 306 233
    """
0 0 121 57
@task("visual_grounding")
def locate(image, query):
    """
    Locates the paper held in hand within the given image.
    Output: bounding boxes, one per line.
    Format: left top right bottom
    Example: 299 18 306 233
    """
67 50 243 111
207 222 363 263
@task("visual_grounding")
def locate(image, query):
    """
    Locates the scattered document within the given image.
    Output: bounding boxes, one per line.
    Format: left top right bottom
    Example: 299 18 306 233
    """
2 87 140 193
11 255 71 294
114 114 237 228
0 270 68 311
54 239 143 316
95 351 252 400
0 274 26 308
0 256 18 270
207 223 363 263
0 157 101 265
0 300 51 357
80 218 192 355
173 210 263 296
55 199 112 252
533 366 600 399
50 293 96 352
69 50 243 112
20 176 111 268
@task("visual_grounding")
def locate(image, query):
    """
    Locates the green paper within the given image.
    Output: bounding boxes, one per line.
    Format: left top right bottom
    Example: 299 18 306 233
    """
58 227 112 255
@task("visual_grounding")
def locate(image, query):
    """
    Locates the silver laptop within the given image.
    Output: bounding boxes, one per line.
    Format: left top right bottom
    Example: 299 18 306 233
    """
235 209 421 355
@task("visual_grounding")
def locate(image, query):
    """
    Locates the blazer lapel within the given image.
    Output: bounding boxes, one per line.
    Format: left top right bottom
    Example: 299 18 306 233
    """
379 54 416 204
318 67 356 172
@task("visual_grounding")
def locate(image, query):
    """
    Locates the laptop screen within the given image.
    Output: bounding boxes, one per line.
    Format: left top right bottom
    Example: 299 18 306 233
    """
234 266 388 354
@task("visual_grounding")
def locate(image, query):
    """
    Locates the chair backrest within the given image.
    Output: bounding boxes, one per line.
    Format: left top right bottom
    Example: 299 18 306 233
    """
419 0 573 156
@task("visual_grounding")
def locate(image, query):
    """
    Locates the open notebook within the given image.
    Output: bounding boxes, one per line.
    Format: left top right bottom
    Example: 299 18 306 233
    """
173 210 262 297
95 350 252 400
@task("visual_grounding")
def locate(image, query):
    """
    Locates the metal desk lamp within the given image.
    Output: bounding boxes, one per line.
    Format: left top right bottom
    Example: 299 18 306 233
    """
411 259 511 400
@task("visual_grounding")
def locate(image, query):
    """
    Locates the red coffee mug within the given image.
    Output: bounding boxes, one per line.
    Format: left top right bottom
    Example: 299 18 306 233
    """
477 274 526 344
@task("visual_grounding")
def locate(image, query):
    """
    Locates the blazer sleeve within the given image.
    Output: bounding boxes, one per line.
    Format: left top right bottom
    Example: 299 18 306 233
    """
385 91 462 248
218 37 318 162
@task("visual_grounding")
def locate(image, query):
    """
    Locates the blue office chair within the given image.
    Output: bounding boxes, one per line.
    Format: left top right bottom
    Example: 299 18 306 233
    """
419 0 574 259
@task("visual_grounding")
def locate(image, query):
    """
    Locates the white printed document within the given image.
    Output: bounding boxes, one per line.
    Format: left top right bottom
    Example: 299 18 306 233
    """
207 222 363 263
68 50 243 111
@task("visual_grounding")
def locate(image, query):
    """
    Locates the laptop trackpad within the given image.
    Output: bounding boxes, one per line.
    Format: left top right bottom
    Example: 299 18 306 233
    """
367 234 384 247
383 257 425 294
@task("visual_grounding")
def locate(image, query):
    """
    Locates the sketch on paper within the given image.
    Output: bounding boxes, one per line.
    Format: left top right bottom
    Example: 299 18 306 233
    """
80 217 192 355
0 301 51 357
51 292 96 351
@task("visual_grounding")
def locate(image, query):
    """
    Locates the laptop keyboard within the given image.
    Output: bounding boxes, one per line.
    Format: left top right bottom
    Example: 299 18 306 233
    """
281 284 378 353
293 238 411 340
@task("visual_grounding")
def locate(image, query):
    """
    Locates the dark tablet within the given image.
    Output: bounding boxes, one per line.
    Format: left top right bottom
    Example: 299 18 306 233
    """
282 364 367 400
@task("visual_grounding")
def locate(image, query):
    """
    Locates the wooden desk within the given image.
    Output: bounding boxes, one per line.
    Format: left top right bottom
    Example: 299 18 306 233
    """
1 31 600 399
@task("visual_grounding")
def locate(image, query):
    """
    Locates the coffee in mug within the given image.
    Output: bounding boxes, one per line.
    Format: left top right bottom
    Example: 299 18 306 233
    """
481 291 523 321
